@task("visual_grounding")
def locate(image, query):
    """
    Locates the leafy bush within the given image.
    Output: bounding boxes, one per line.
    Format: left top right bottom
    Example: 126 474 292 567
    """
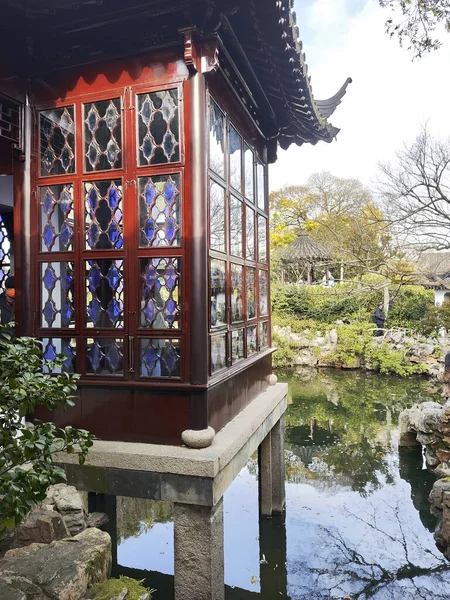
326 322 373 368
367 343 427 376
387 286 434 329
0 334 94 533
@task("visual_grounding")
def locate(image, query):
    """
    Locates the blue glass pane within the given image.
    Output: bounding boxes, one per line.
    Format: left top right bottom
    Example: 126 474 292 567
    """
142 344 157 374
144 219 155 242
62 343 75 371
164 263 177 290
165 218 175 243
88 343 102 372
163 132 175 158
162 345 178 373
143 301 155 325
88 299 101 324
60 189 72 213
43 300 56 326
43 266 56 291
109 184 120 209
145 182 156 206
62 270 73 293
88 223 100 249
61 300 73 327
88 264 101 291
106 264 120 289
43 191 53 214
88 186 98 210
107 343 120 370
43 225 55 249
43 341 57 362
59 223 71 249
107 298 121 325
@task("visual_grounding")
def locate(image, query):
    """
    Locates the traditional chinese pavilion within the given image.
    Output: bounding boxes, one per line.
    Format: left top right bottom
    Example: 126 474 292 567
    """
0 0 350 446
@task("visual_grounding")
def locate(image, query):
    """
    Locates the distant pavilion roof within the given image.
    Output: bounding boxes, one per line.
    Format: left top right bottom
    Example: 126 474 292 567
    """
279 232 331 264
1 0 351 154
417 252 450 289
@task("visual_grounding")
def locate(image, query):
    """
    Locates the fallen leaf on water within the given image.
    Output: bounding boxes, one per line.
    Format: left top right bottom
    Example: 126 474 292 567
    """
250 575 258 585
260 554 268 565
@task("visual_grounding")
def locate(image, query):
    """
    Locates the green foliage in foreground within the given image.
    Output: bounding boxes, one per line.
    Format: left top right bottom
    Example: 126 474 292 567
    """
0 333 94 534
92 576 155 600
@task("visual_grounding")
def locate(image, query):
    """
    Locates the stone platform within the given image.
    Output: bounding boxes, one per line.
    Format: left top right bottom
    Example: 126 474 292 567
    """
56 382 288 600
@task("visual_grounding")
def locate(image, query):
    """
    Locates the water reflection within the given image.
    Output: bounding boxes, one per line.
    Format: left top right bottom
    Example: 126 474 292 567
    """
113 368 450 599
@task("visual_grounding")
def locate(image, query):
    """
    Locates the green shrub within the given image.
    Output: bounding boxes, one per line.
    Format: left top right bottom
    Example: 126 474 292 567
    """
368 343 427 376
326 322 373 368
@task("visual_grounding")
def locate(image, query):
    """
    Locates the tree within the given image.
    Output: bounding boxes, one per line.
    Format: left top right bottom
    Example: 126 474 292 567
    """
0 334 94 534
269 184 314 249
379 0 450 58
378 128 450 251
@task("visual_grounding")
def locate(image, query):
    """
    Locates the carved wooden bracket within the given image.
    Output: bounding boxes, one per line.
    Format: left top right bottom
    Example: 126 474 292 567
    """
181 27 198 74
181 27 220 75
201 36 220 74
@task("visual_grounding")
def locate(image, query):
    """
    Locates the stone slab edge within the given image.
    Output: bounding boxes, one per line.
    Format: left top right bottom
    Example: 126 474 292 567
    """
55 383 288 479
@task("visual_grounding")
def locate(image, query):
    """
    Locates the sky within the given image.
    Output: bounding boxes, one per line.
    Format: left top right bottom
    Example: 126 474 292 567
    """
269 0 450 192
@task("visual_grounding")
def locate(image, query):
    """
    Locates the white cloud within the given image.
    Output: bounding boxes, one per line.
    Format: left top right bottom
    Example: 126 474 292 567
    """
269 0 450 192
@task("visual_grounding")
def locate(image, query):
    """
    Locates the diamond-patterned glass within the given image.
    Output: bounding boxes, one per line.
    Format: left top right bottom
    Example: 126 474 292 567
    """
0 215 11 291
246 267 256 319
211 333 226 374
140 257 180 329
259 269 268 316
259 321 269 350
41 262 75 328
85 259 124 328
40 185 74 252
140 338 181 378
210 181 225 252
86 338 124 375
139 174 181 247
138 89 180 166
257 161 265 211
229 125 242 192
84 180 123 250
42 338 77 374
231 329 244 363
84 99 122 171
247 326 257 355
40 107 75 176
209 99 225 178
211 259 226 328
231 263 243 323
230 195 243 257
258 216 267 263
246 208 255 260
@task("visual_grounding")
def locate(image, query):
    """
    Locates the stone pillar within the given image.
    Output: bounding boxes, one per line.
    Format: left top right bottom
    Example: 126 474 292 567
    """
174 499 224 600
259 511 287 597
271 416 286 513
258 431 273 516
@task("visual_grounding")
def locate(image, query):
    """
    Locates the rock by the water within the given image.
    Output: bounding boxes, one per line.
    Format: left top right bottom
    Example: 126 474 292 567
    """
0 528 111 600
86 512 109 529
43 484 86 536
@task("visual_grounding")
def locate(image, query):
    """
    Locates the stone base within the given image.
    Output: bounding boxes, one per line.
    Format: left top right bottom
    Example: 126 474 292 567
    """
181 426 215 448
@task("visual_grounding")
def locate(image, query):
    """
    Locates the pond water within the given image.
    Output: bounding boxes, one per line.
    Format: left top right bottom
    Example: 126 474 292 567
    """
113 368 450 599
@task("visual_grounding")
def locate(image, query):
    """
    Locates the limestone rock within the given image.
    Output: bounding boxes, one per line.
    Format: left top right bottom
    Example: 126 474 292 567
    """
15 509 70 547
0 528 111 600
0 582 27 600
44 484 86 535
429 478 450 511
329 329 338 344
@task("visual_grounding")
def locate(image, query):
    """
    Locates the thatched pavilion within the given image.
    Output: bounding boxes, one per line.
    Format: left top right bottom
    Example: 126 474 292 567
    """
278 232 331 284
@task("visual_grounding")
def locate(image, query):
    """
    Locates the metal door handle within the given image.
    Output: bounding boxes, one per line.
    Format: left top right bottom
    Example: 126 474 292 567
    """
128 336 135 373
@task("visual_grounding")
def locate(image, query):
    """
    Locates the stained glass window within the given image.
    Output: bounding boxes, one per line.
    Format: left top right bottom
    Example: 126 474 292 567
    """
211 259 226 328
42 338 77 374
259 321 269 350
41 262 75 328
137 89 180 166
40 185 74 252
229 125 242 192
209 99 225 178
231 263 243 323
140 338 181 378
257 161 265 210
140 257 180 329
139 174 181 247
246 208 255 260
86 338 124 375
231 329 244 363
85 259 124 328
40 107 75 176
246 267 256 319
230 195 242 257
84 180 123 250
211 333 226 373
0 215 11 291
210 181 225 252
259 270 268 316
258 216 267 263
247 326 257 355
244 143 254 202
84 99 122 172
